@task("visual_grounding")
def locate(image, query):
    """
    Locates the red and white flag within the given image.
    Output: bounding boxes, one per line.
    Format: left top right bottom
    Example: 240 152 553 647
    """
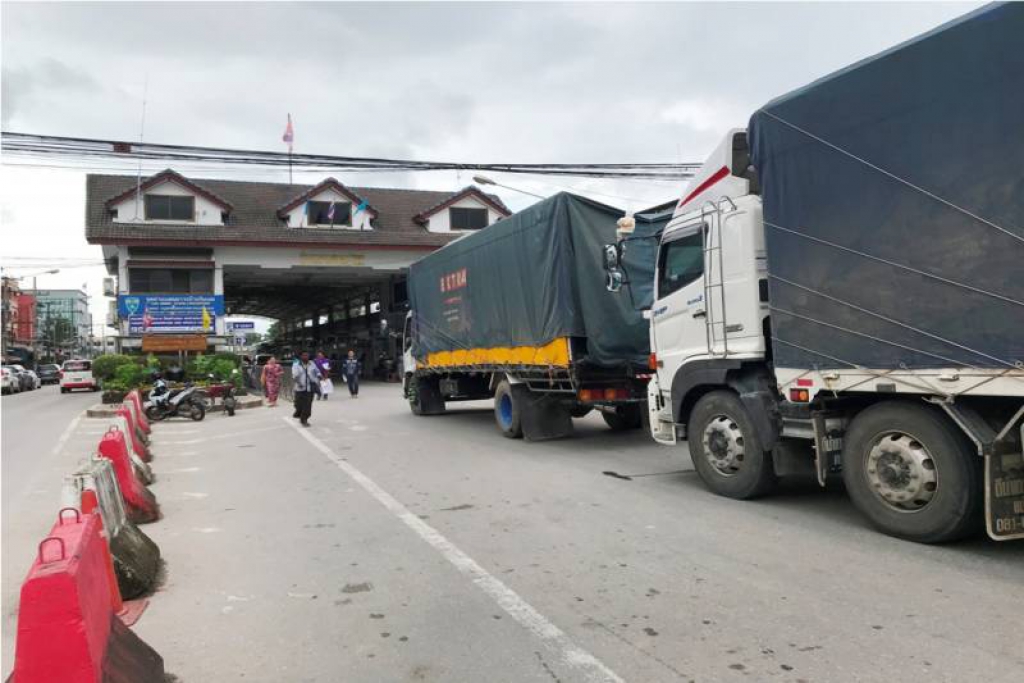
282 113 294 151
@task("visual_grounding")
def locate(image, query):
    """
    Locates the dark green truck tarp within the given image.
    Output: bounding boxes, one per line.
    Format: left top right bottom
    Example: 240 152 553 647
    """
408 192 667 368
749 2 1024 370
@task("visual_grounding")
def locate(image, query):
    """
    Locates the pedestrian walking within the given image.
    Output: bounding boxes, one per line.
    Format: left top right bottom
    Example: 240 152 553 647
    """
261 356 284 407
291 351 323 426
314 350 333 400
342 349 361 397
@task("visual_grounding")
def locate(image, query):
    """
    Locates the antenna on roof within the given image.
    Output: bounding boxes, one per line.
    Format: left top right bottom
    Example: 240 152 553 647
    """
133 73 149 221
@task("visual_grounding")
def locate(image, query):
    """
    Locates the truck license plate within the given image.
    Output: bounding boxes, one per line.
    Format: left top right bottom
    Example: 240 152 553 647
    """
986 450 1024 541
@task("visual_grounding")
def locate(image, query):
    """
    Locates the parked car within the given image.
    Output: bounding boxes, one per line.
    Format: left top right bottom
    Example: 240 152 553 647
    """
6 364 35 392
60 359 98 393
36 363 61 385
24 369 42 389
1 367 19 394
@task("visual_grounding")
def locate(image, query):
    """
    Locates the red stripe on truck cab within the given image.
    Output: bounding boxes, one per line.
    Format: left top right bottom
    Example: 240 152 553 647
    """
678 165 730 212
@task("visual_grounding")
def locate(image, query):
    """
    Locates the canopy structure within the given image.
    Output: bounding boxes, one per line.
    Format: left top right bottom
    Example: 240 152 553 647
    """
749 3 1024 370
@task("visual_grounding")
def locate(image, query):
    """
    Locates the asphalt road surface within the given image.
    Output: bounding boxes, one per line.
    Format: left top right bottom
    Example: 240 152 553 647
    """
3 383 1022 682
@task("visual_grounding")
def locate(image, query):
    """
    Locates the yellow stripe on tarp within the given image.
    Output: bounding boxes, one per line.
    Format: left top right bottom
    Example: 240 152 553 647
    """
424 337 570 368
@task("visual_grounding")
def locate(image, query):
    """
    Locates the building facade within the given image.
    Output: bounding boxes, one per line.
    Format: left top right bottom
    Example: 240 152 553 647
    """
85 170 510 364
24 289 92 360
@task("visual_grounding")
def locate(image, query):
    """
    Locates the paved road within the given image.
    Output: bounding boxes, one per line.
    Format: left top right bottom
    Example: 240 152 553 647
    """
1 384 101 666
3 384 1022 681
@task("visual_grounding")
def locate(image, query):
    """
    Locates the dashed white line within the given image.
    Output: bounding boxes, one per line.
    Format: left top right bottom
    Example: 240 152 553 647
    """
51 412 84 456
285 417 623 683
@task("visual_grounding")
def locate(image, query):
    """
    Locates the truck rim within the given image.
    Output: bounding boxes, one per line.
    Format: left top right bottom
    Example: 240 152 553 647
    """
702 415 745 477
498 393 513 430
865 431 938 512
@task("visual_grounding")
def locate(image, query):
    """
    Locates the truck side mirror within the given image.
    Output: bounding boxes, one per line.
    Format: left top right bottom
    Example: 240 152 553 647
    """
605 271 624 292
602 244 621 271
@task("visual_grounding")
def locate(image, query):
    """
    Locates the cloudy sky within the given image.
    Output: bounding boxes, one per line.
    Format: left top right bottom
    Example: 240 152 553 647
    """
1 1 979 328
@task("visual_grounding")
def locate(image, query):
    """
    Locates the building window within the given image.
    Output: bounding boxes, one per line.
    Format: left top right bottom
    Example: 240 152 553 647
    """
144 195 195 221
450 207 488 230
307 200 351 226
129 268 213 294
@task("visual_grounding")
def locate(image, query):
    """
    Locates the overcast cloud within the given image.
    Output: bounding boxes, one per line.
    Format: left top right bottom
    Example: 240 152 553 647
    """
0 1 980 327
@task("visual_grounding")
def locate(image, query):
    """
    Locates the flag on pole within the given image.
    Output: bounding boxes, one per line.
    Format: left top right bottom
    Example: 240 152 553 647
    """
282 114 294 151
353 199 369 230
327 201 336 224
201 306 212 331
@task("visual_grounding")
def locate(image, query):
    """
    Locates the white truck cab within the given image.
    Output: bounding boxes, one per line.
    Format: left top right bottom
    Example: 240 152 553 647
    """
606 128 1024 544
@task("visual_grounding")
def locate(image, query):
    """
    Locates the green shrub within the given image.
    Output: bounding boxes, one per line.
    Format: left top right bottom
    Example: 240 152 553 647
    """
101 379 129 392
187 353 240 382
114 363 145 388
92 354 136 381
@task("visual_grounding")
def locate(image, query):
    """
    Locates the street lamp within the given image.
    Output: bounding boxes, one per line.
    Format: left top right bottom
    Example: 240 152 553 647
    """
472 175 545 200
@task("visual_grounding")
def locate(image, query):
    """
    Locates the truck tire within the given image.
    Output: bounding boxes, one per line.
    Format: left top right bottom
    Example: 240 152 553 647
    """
687 391 777 499
409 376 445 416
842 401 981 544
493 380 523 439
602 404 643 431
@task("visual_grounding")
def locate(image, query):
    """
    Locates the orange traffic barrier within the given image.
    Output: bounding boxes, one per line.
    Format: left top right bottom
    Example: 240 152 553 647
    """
125 390 151 435
115 406 150 461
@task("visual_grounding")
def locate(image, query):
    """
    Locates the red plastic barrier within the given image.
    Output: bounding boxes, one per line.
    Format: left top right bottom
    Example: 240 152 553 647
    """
126 391 150 434
115 406 150 462
97 430 160 524
11 509 163 683
81 491 124 615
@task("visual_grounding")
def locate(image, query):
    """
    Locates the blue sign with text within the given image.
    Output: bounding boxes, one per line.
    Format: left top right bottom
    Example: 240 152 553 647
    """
118 294 225 334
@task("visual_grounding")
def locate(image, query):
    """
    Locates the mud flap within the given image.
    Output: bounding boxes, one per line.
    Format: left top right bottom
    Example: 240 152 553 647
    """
647 374 676 445
985 446 1024 541
520 392 573 442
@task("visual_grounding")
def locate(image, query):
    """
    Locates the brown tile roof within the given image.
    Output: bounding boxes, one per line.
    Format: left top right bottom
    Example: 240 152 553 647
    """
85 173 507 249
413 186 512 224
276 178 378 219
104 168 234 210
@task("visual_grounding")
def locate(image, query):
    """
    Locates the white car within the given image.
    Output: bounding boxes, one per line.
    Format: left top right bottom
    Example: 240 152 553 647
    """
1 367 19 394
60 359 99 393
24 369 42 389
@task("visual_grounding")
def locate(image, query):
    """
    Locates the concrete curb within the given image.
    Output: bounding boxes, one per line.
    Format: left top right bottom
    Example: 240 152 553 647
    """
86 394 263 418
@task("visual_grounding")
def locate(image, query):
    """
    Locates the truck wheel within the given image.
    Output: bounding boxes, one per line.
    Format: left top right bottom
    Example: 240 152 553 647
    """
494 380 523 438
842 401 981 543
409 376 445 416
687 391 777 499
602 404 643 431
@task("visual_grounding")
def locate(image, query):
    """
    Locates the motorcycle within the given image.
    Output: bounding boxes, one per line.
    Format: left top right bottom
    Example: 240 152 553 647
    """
196 374 238 417
145 378 206 422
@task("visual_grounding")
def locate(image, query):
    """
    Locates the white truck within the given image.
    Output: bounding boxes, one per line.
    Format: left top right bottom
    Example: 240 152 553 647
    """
605 5 1024 543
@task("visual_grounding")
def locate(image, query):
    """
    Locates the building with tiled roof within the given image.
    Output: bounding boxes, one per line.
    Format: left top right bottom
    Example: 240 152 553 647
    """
85 170 511 358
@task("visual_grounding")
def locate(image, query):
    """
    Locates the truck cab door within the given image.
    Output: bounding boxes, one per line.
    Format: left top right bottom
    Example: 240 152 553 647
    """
651 224 708 401
402 311 416 376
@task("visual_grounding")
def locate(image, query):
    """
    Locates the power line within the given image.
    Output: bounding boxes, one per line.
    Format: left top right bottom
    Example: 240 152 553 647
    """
1 131 701 180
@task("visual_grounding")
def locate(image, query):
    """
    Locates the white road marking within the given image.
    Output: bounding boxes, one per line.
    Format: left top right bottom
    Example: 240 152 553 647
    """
166 467 201 474
286 418 623 683
161 424 286 445
180 492 209 499
192 527 222 533
52 412 84 456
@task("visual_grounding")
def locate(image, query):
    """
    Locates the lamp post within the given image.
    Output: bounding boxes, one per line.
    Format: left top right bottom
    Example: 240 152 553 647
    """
472 175 545 200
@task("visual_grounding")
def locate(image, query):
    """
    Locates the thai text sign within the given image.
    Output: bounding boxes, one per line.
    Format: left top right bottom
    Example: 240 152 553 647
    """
118 294 224 334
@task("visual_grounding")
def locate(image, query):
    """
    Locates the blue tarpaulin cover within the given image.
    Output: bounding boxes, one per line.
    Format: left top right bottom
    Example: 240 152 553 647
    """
749 2 1024 370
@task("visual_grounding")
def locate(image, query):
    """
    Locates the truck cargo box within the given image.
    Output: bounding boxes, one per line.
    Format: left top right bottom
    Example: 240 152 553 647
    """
749 3 1024 371
408 192 667 369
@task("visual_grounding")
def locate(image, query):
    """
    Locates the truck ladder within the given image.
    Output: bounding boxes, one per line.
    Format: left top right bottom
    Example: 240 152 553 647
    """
700 199 731 358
